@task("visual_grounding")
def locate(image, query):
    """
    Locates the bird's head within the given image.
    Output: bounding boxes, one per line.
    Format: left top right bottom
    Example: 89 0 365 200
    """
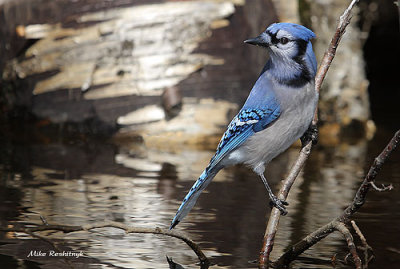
245 22 315 61
245 23 317 87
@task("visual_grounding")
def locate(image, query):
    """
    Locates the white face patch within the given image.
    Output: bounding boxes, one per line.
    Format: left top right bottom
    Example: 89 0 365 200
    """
270 29 298 58
275 30 294 40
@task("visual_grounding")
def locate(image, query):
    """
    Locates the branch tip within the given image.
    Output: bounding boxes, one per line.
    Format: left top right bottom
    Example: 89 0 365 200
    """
370 181 393 192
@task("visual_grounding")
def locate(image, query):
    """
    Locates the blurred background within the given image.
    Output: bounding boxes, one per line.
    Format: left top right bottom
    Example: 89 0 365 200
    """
0 0 399 268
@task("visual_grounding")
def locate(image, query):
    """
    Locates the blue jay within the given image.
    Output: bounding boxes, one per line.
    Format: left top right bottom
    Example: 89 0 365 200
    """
170 23 318 229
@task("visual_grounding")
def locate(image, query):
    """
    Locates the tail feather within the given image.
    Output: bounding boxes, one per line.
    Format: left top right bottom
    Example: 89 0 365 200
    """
170 169 217 229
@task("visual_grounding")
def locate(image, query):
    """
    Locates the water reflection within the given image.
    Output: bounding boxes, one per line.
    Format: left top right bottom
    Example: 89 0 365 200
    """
0 128 399 268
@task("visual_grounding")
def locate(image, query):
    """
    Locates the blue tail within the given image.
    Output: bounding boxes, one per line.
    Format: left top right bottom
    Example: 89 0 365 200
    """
170 168 218 229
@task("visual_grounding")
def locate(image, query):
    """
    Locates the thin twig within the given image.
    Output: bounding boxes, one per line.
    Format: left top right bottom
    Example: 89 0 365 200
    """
335 222 362 269
351 220 374 268
258 1 361 268
0 220 210 267
370 181 393 192
351 221 370 249
273 130 399 268
40 215 49 225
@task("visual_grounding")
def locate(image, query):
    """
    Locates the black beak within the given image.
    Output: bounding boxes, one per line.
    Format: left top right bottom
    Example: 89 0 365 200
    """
244 33 269 47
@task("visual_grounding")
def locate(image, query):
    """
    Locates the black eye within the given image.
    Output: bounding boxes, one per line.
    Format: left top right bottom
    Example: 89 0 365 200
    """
280 37 289 44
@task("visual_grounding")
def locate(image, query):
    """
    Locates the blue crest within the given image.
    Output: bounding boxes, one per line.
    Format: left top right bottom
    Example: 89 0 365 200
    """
267 22 316 41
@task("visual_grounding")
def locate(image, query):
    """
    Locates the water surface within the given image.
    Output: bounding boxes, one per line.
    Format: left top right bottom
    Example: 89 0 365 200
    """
0 127 399 268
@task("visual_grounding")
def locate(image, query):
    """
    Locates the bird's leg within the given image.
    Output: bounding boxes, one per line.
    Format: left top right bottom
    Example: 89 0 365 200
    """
301 123 318 147
259 173 288 215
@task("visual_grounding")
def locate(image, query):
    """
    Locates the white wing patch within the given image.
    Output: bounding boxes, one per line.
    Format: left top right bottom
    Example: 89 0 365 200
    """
233 118 259 126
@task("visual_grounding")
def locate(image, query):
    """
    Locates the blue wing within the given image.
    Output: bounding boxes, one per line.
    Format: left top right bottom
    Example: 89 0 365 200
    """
207 104 280 171
170 104 280 229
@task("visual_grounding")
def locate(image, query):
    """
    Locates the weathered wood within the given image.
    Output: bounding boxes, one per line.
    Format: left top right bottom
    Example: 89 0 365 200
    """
1 0 278 144
4 2 234 97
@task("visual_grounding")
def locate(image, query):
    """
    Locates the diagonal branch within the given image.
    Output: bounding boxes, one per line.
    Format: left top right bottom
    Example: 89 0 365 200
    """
314 0 360 95
273 129 399 268
258 0 361 268
340 129 399 221
258 143 312 266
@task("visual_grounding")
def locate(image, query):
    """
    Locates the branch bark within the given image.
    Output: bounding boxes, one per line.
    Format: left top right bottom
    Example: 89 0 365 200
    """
258 0 361 268
0 220 210 267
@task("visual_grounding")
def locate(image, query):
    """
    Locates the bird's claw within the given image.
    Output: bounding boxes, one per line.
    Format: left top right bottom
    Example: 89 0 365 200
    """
269 197 288 215
301 124 318 146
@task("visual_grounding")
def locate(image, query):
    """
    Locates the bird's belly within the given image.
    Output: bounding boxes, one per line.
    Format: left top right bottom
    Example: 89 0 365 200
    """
240 87 317 169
